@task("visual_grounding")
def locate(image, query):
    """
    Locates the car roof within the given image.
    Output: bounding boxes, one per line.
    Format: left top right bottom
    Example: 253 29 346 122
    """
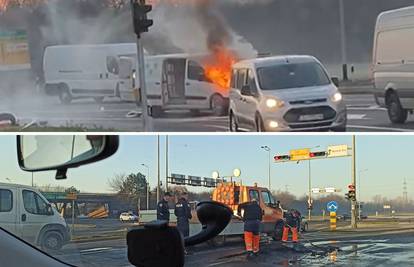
0 182 38 191
377 6 414 29
232 55 318 69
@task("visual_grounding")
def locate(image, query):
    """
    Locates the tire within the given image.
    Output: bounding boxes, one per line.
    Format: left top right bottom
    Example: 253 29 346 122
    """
387 92 408 124
255 114 265 132
59 85 72 104
41 231 63 251
272 220 285 241
94 97 104 104
211 94 227 116
151 106 163 118
229 111 239 132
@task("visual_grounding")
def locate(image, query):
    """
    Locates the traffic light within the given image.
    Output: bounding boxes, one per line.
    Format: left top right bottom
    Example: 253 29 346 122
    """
131 0 154 36
346 184 356 201
309 151 327 158
274 155 290 161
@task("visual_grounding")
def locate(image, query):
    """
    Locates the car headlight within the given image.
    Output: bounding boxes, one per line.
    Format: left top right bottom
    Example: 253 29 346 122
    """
331 92 343 102
132 71 136 80
265 98 283 109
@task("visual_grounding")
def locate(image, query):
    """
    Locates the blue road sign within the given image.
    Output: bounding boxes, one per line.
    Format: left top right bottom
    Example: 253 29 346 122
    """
327 201 338 212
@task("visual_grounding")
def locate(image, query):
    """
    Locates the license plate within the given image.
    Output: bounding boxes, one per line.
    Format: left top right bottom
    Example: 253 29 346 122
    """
299 114 324 121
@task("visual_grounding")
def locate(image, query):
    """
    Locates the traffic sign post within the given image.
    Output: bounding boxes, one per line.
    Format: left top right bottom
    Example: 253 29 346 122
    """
327 201 338 231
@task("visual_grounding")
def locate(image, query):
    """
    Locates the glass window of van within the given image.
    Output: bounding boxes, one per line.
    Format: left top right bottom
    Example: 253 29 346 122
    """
22 190 50 215
0 189 12 212
257 62 330 90
249 189 260 202
247 69 258 93
237 69 248 90
188 61 206 81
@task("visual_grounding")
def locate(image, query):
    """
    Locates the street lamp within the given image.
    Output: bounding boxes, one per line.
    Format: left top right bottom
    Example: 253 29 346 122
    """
260 146 271 189
141 164 150 210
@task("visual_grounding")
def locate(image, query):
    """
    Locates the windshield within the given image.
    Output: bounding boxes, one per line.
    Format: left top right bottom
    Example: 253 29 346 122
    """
257 62 331 90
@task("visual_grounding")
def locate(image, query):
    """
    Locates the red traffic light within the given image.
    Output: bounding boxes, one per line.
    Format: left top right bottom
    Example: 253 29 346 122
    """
348 184 355 190
274 155 290 161
310 152 315 157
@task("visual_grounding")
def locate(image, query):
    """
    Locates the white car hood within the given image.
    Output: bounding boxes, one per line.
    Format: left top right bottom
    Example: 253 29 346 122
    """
262 84 337 102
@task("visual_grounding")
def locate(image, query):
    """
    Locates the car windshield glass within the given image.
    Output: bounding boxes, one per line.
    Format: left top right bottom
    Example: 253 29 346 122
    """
257 62 331 90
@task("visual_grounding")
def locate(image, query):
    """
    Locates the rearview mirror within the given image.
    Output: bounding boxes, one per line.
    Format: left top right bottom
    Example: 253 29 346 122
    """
331 77 340 87
17 135 119 179
241 85 252 96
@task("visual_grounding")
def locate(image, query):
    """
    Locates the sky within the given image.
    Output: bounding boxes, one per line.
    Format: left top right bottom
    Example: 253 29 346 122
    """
0 134 412 202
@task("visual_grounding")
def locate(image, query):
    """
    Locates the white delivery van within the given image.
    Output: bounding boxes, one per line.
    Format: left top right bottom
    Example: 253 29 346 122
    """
0 183 69 250
43 43 136 104
372 6 414 123
118 54 229 117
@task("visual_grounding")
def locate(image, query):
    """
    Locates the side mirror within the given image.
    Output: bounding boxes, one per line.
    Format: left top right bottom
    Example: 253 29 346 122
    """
331 77 340 87
17 135 119 179
241 85 252 96
184 201 232 246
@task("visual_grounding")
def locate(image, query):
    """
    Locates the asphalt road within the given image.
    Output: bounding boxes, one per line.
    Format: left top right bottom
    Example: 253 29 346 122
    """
3 91 414 132
48 225 414 267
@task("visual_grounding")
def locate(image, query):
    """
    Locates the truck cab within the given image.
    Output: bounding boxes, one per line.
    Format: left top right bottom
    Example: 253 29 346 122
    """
212 182 284 239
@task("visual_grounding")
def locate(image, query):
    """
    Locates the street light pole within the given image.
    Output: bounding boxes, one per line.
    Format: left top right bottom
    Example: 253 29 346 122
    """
141 164 150 210
351 135 357 229
31 172 34 187
358 168 368 219
157 136 160 203
308 160 312 221
339 0 348 81
260 146 271 189
166 136 169 192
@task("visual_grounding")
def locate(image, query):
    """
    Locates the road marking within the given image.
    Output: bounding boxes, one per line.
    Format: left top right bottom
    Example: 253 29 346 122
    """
348 124 414 132
347 114 367 120
347 105 386 111
80 247 113 254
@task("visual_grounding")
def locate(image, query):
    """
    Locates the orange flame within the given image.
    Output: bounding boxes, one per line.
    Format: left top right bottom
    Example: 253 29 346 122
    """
203 47 237 92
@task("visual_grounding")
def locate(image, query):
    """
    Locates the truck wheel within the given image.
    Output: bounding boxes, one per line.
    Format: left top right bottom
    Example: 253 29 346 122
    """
94 97 104 104
211 94 227 116
387 93 408 124
59 86 72 104
41 231 63 251
272 220 285 241
151 106 163 118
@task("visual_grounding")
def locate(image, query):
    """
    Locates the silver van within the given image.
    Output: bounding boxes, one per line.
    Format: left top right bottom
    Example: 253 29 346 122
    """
0 183 70 250
228 56 347 132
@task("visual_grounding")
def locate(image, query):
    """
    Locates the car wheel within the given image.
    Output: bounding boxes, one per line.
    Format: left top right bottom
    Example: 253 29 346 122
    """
41 231 63 251
255 114 265 132
272 220 285 241
59 85 72 104
387 93 408 124
229 111 239 132
211 94 227 116
94 97 104 104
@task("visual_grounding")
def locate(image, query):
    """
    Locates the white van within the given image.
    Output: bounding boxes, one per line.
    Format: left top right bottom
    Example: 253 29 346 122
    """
229 56 346 132
0 183 69 250
117 54 229 117
372 6 414 123
43 43 136 104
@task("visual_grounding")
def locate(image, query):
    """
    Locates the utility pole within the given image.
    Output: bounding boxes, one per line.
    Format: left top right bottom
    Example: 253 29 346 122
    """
339 0 348 81
351 135 357 229
131 0 154 131
141 164 150 210
157 135 160 202
166 136 169 192
260 146 271 189
31 172 34 187
308 160 312 221
403 179 408 208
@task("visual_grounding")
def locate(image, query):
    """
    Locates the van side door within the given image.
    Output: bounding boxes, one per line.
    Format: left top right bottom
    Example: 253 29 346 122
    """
186 60 213 109
242 69 261 127
19 190 53 244
0 188 17 235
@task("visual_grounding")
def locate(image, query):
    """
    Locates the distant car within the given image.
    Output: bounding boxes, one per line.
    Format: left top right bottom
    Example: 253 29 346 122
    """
358 214 368 220
119 212 139 222
229 55 347 132
337 214 351 221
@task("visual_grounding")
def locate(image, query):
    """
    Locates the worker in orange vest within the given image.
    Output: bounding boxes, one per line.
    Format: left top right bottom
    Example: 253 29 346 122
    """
282 209 299 242
238 198 263 257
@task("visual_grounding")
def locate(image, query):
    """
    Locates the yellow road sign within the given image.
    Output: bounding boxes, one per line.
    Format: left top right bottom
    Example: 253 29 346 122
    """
290 148 310 161
327 145 348 158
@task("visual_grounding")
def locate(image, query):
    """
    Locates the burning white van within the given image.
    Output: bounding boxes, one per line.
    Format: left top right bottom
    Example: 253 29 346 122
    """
43 43 136 104
117 54 230 117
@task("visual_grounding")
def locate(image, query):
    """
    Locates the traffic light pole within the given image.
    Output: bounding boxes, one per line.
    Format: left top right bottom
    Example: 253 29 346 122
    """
351 135 357 229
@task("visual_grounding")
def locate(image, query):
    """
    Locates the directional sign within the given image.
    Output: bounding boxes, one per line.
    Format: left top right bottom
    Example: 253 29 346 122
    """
327 145 348 158
327 201 338 212
290 148 310 161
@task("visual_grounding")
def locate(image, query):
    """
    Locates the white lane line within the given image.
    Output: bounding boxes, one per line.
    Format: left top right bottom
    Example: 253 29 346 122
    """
347 114 367 120
348 125 414 132
80 247 113 254
347 106 386 111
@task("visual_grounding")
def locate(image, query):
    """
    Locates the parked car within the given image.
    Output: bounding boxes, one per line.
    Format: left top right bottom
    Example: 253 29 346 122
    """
119 212 139 222
228 55 347 132
337 214 351 221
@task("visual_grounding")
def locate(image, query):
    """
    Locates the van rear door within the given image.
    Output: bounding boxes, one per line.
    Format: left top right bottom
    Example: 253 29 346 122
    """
0 187 17 235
